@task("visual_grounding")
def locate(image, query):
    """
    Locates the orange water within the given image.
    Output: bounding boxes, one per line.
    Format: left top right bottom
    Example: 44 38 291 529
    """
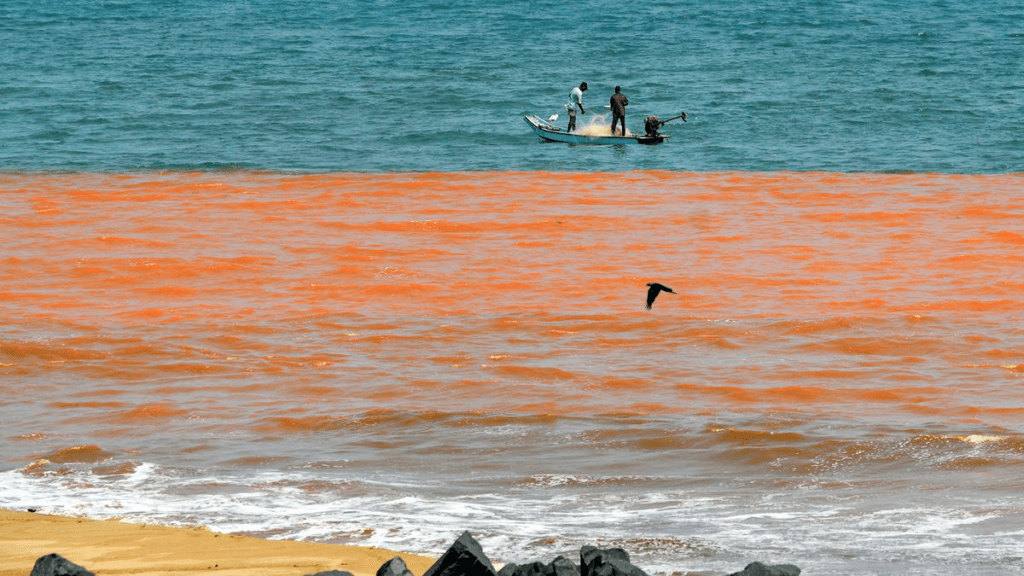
2 171 1023 574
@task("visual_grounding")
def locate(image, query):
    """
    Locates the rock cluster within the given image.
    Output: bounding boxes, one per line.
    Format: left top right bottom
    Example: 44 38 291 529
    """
307 531 801 576
27 531 800 576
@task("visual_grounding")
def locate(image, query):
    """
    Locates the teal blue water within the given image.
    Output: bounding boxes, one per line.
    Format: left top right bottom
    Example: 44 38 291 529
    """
1 0 1022 172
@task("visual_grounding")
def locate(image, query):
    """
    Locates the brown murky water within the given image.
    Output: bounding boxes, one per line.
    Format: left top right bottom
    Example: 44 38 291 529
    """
2 172 1023 575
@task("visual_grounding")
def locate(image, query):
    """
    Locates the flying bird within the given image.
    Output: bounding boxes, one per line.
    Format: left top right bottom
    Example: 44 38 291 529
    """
645 282 675 310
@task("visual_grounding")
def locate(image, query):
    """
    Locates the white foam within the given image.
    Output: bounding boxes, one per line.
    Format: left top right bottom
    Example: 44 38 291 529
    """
3 465 1024 575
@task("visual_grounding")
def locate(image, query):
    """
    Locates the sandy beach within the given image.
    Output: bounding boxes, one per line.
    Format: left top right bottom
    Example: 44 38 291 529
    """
0 509 437 576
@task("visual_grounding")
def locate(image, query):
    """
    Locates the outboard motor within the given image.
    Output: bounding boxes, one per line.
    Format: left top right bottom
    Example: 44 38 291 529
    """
644 116 662 137
644 112 687 136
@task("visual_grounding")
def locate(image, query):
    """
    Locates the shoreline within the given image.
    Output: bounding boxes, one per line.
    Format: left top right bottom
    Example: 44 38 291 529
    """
0 508 437 576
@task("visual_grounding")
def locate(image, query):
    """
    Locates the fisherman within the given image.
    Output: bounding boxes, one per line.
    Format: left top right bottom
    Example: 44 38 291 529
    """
610 86 629 136
566 81 587 132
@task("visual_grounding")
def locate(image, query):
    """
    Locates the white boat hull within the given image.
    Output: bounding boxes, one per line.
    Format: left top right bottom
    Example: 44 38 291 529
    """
524 115 667 145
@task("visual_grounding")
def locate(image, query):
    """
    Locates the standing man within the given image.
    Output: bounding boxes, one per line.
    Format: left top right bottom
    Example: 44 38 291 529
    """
610 85 629 136
566 81 587 132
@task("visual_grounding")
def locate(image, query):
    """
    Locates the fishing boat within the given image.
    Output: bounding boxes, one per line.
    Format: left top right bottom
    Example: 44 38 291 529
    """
524 112 685 146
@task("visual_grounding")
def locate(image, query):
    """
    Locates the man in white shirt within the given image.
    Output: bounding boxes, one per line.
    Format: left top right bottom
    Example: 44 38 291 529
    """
566 81 587 132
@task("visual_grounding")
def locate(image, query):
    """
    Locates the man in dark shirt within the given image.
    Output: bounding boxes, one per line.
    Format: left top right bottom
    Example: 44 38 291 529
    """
610 86 629 136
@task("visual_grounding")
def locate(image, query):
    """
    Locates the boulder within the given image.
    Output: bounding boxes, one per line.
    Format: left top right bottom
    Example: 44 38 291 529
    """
501 553 585 576
726 561 801 576
580 546 648 576
550 556 580 576
423 531 498 576
29 554 95 576
378 557 415 576
496 555 580 576
513 561 550 576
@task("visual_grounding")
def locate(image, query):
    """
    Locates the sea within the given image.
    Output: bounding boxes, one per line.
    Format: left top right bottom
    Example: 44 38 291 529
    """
1 1 1023 575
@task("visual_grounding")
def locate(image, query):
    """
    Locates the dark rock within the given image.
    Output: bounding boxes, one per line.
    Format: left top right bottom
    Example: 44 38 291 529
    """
726 561 801 576
580 546 648 576
423 531 498 576
29 554 95 576
550 556 580 576
498 555 580 576
378 557 415 576
304 571 354 576
517 561 551 576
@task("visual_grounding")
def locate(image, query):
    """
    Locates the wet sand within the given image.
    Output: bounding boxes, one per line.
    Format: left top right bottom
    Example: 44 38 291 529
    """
0 509 436 576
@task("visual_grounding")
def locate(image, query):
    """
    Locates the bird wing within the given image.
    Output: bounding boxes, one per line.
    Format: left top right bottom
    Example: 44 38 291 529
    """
651 282 675 294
